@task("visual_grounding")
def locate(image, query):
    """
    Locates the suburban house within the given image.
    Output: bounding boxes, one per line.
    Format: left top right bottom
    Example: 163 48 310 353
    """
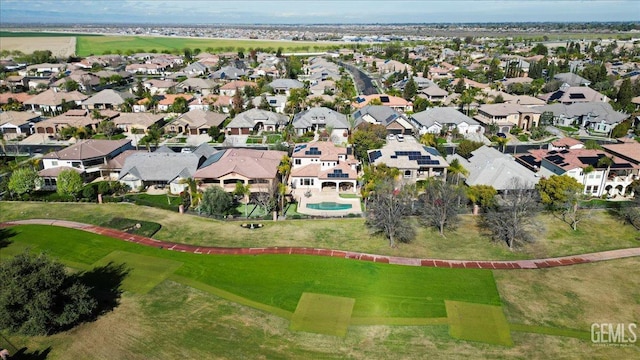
517 148 637 197
534 102 627 134
211 66 246 81
410 107 484 136
157 94 195 112
352 94 413 113
538 83 608 104
219 80 258 96
139 79 177 95
193 148 287 194
474 103 541 133
165 109 227 135
102 149 143 181
52 71 100 93
292 107 351 143
23 89 88 115
125 62 170 75
290 141 359 192
553 73 592 87
0 92 32 108
225 108 289 135
21 63 66 76
119 152 205 194
309 80 336 96
0 111 41 139
418 85 449 103
34 109 116 135
368 136 448 184
177 78 217 96
82 89 137 110
189 95 232 113
352 105 413 135
448 145 540 191
111 112 166 135
40 139 133 188
251 94 287 114
548 137 584 151
183 61 209 77
268 79 305 96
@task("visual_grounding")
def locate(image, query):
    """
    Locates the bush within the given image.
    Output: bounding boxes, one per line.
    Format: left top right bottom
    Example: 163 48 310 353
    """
82 184 97 200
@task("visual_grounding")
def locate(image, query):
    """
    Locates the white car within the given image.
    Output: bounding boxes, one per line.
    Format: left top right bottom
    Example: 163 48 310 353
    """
386 134 396 141
396 134 405 142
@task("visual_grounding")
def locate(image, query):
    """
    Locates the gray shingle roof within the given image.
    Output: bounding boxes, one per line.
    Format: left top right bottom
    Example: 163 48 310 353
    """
292 107 349 129
119 152 201 182
83 89 136 106
411 107 479 128
352 105 407 127
534 102 627 125
226 108 289 129
269 79 304 90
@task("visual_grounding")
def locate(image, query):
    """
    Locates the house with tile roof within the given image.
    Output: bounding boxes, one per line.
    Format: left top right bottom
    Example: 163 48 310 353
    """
41 139 133 185
225 108 289 135
189 95 232 113
410 107 483 136
166 109 227 135
34 109 115 135
548 137 584 151
290 141 359 192
156 94 195 112
183 61 209 77
0 111 41 139
23 89 87 115
82 89 136 110
177 78 217 96
517 148 637 197
111 112 166 135
369 136 448 184
194 148 287 194
538 83 608 104
474 103 541 133
219 80 258 96
352 94 413 112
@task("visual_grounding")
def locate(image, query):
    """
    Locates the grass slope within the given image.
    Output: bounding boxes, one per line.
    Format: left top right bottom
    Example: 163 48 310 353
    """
1 202 637 261
76 36 333 56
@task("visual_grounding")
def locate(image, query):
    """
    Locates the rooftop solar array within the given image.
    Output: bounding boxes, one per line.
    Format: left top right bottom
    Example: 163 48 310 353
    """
305 147 321 155
392 151 440 165
369 150 382 163
293 144 308 153
327 169 350 178
380 96 390 103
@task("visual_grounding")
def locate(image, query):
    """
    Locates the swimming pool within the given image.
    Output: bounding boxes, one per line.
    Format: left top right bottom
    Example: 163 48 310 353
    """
306 202 353 210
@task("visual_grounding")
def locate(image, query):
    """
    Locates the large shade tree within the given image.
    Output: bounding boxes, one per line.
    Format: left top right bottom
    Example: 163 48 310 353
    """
56 169 84 198
365 178 415 247
0 251 96 335
200 186 234 217
418 179 466 237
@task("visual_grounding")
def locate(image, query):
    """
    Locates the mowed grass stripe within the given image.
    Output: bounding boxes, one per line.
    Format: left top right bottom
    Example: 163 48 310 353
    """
92 251 183 294
445 300 513 347
290 293 355 337
3 225 501 320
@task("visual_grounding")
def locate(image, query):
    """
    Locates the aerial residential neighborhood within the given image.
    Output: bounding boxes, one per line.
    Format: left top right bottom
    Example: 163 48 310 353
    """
0 1 639 359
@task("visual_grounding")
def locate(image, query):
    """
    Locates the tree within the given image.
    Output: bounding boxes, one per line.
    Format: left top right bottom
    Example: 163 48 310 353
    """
0 251 96 335
447 158 468 185
178 177 202 209
454 78 466 94
254 182 279 215
418 179 466 236
351 123 387 161
200 186 234 216
233 181 251 218
584 140 602 150
8 167 40 196
97 120 118 140
402 77 417 100
455 139 483 159
536 175 583 210
616 78 633 111
360 163 400 201
170 96 189 114
365 178 415 247
531 43 548 56
62 79 79 92
466 184 497 209
611 119 632 138
139 125 163 151
481 177 540 249
56 169 83 198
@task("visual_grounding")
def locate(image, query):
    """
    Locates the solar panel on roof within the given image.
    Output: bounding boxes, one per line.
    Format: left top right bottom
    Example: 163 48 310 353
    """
569 93 586 99
369 150 382 162
380 96 390 103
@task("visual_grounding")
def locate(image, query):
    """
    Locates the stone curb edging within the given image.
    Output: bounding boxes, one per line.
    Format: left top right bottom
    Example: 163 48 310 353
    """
2 219 639 270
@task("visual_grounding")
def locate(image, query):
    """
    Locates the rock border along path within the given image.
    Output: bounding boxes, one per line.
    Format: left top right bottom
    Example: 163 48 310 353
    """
3 219 640 270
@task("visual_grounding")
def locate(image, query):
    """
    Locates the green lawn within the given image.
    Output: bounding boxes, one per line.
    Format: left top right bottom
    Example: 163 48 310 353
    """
76 36 334 56
1 202 637 261
290 293 355 336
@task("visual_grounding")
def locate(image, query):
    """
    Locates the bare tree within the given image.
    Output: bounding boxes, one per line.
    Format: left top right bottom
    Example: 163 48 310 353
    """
561 189 592 231
418 179 466 237
481 177 540 249
253 181 279 216
365 178 415 247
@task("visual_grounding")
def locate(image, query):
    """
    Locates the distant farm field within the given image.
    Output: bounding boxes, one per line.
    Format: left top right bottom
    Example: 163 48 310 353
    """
0 36 76 57
76 35 337 56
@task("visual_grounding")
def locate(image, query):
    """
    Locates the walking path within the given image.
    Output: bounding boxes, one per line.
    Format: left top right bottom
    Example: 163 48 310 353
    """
3 219 640 270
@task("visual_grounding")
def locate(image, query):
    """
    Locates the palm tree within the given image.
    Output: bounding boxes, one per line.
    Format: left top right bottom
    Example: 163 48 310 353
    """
179 177 202 209
233 181 251 218
495 136 509 153
447 158 469 185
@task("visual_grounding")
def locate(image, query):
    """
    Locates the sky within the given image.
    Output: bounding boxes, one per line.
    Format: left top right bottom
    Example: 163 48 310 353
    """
0 0 638 25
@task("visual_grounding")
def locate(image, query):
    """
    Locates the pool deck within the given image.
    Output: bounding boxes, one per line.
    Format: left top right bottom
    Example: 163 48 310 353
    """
294 189 362 217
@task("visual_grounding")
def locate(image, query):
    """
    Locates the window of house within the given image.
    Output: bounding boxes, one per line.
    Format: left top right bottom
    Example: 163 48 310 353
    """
592 186 599 193
294 159 301 165
51 161 58 166
404 170 412 178
586 186 592 193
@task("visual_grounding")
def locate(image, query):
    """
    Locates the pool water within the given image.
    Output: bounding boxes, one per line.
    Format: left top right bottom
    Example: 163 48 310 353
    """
307 202 352 210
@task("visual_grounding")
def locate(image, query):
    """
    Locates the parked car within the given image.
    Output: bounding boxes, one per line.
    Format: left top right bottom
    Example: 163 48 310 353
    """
496 132 507 138
396 134 405 142
386 134 396 141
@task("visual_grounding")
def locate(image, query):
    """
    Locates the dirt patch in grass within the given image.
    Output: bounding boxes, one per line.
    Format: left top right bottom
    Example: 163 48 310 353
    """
0 36 76 57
